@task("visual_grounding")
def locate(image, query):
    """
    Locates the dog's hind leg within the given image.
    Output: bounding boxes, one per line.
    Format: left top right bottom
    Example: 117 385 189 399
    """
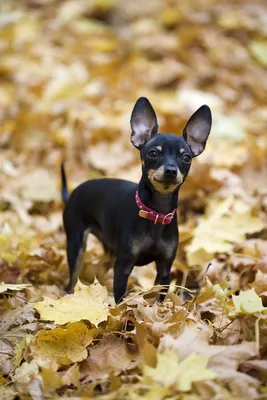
66 225 89 293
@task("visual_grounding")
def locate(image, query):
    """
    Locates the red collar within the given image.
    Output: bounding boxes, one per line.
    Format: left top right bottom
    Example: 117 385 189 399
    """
135 191 176 225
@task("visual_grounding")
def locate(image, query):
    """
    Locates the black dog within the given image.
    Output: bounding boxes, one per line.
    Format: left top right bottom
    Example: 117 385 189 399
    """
61 97 212 303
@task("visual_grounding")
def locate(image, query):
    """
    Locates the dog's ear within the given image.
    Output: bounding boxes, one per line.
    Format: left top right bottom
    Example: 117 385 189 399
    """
183 105 212 157
130 97 158 149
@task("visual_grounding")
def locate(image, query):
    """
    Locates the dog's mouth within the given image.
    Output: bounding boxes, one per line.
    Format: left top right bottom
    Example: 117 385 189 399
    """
154 177 182 186
148 168 184 194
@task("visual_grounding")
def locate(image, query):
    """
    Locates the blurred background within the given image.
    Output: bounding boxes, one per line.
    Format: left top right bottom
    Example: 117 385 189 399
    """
0 0 267 297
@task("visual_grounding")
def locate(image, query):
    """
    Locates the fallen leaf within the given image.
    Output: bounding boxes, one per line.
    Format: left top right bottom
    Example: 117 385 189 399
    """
62 363 80 388
81 335 140 380
40 367 62 390
12 360 42 400
144 349 216 391
0 305 36 374
0 282 31 293
31 322 98 369
0 385 17 400
186 197 265 265
232 289 266 315
159 326 258 396
249 41 267 67
33 279 110 326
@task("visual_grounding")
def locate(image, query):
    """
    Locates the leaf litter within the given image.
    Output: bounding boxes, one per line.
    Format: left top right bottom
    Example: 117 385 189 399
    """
0 0 267 398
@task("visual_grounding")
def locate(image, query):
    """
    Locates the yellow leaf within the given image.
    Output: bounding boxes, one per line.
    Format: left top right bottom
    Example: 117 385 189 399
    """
249 41 267 67
31 322 97 368
40 364 80 391
143 350 180 386
62 363 80 388
34 279 110 326
13 335 33 367
40 368 62 390
186 197 265 265
0 374 5 385
144 350 216 392
232 289 266 315
0 282 31 293
175 353 217 391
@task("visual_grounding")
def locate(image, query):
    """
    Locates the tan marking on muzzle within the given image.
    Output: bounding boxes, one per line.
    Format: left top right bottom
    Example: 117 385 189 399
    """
148 166 184 194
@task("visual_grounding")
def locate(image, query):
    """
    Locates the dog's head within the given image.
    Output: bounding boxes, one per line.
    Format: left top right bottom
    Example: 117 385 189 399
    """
130 97 212 194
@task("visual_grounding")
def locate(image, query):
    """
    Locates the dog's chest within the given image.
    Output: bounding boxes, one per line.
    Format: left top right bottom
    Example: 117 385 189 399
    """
130 230 177 263
131 236 153 257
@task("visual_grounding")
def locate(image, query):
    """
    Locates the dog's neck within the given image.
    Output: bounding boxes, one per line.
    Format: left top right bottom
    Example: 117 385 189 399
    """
138 176 178 214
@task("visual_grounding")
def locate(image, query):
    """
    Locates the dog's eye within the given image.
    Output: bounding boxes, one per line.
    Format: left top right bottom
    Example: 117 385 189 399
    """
183 154 191 163
148 149 158 158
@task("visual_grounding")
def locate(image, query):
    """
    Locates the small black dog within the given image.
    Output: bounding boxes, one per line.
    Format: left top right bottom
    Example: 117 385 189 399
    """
61 97 212 303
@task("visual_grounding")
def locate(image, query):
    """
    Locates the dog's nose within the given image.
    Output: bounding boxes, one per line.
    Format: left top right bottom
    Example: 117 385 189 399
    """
164 166 177 177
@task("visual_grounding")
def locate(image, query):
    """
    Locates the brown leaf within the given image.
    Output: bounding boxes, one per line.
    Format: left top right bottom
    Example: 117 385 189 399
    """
81 335 140 381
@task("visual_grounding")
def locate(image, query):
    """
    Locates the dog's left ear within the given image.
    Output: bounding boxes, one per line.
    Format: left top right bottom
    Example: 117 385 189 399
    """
183 105 212 157
130 97 158 149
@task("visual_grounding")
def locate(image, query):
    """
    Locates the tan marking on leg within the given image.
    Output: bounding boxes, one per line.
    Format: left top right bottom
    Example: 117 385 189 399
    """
69 228 90 293
131 238 142 256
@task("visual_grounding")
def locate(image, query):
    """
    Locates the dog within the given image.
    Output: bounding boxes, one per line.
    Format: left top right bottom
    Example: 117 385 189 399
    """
61 97 212 303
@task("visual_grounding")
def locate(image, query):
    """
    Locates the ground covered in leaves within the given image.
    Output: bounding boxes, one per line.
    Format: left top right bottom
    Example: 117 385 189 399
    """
1 0 267 399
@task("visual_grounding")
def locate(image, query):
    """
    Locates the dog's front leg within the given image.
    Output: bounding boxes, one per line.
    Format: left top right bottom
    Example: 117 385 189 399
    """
154 257 175 302
113 257 135 304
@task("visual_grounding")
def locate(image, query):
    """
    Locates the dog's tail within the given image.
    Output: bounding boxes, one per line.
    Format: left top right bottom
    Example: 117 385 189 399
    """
61 163 69 205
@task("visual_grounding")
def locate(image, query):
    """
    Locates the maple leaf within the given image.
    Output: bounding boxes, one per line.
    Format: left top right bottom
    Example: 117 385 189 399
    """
159 327 258 396
231 289 267 315
33 279 110 326
144 349 216 392
186 197 265 265
30 322 99 369
1 0 267 398
0 282 31 293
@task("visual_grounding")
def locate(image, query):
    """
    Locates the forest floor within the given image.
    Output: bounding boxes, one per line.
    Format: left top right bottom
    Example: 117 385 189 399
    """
0 0 267 399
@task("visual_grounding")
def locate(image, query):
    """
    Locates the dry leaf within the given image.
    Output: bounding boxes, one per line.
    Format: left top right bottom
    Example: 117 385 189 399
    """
186 197 265 265
81 335 140 380
232 289 266 315
1 1 267 398
144 350 216 391
33 279 110 326
0 282 31 293
31 322 98 369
